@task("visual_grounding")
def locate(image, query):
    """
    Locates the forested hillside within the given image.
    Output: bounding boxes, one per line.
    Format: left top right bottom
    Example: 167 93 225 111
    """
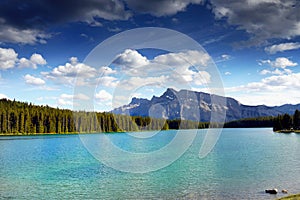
0 98 208 135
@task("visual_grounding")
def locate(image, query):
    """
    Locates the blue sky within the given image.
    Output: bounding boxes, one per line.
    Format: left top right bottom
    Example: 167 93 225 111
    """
0 0 300 111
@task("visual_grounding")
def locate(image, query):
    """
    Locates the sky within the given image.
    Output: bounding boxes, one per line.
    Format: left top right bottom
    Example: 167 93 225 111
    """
0 0 300 111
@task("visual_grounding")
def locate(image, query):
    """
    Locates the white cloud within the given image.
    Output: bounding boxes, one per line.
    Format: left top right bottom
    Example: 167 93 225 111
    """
60 93 90 100
193 71 211 85
95 90 113 102
224 71 231 75
98 66 117 75
58 93 90 106
58 98 73 106
154 50 210 68
226 72 300 105
0 48 46 70
113 49 149 69
42 57 97 86
153 50 211 85
265 42 300 54
19 53 47 69
69 57 78 65
24 74 45 86
210 0 300 44
125 0 203 16
119 75 168 91
30 53 47 65
271 57 297 68
112 49 212 92
259 57 297 69
0 93 8 99
0 47 18 70
221 54 231 60
259 68 292 75
97 76 119 88
19 58 33 69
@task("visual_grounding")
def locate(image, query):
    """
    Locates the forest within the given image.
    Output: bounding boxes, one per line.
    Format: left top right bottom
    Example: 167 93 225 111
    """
224 116 275 128
273 110 300 132
0 98 209 135
1 98 299 135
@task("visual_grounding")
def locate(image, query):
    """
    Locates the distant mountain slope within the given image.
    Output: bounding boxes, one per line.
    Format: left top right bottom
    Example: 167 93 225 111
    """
112 88 300 122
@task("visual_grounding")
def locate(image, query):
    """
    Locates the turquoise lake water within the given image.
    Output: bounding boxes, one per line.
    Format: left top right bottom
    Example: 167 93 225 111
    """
1 128 300 199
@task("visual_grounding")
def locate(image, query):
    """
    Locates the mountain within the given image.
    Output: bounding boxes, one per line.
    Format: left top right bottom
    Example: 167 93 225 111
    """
112 88 300 122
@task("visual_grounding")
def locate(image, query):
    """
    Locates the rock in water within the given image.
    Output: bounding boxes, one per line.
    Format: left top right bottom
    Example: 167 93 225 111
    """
265 188 278 194
282 189 288 193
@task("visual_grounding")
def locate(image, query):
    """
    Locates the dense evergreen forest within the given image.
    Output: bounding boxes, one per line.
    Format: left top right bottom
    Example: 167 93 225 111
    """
2 98 299 135
0 99 209 135
224 116 275 128
273 110 300 132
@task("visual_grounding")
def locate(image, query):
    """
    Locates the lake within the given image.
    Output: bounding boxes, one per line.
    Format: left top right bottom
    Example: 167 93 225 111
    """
1 128 300 199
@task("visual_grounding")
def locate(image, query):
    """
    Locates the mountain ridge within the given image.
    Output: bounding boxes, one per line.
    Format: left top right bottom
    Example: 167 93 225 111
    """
112 88 300 122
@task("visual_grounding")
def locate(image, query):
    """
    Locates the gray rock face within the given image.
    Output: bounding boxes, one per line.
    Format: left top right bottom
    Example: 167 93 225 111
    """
112 88 300 122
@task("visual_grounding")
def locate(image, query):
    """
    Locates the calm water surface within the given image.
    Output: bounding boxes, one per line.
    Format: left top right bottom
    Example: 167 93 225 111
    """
0 128 300 199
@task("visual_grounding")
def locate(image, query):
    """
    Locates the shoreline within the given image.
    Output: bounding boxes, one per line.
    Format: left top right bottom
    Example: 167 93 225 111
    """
275 130 300 134
0 131 125 137
0 127 274 137
277 193 300 200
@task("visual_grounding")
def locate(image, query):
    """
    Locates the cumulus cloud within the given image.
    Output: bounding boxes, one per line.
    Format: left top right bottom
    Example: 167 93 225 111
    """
95 90 113 102
99 66 117 75
97 76 119 88
125 0 203 16
259 68 292 75
0 0 131 44
30 53 47 65
19 53 47 69
113 49 149 69
226 72 300 105
0 47 46 70
113 49 212 89
42 57 97 86
210 0 300 44
258 57 297 76
154 50 211 68
264 42 300 54
0 47 18 70
18 58 33 69
153 50 211 85
260 57 298 69
24 74 45 86
224 71 231 75
271 57 298 68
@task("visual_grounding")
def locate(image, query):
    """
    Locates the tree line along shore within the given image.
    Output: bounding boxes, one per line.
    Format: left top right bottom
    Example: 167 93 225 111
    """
0 99 210 135
0 98 299 135
273 110 300 133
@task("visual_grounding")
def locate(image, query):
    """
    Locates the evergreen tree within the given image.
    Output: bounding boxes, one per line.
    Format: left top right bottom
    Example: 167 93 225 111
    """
293 110 300 130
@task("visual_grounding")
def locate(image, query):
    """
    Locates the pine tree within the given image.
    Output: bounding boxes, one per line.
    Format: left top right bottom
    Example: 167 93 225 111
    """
293 110 300 130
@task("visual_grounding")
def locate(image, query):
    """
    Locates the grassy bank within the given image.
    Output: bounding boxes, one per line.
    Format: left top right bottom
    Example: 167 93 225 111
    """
278 194 300 200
